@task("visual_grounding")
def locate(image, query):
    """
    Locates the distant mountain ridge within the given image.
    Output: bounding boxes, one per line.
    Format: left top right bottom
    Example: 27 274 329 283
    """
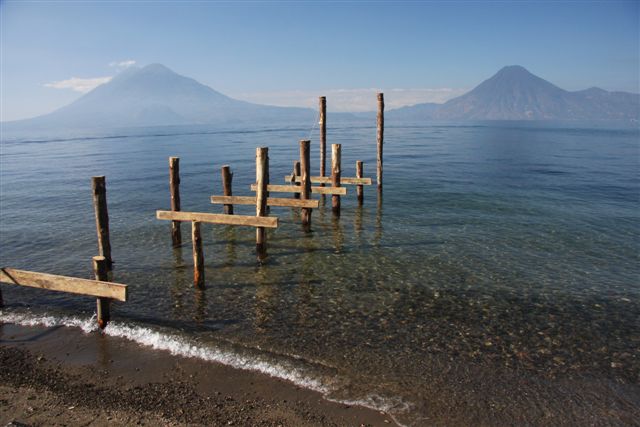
390 66 639 121
5 64 639 130
5 64 317 129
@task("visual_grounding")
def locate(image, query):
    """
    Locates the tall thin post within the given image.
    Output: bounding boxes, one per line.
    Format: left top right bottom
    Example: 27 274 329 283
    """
192 221 204 289
256 147 269 259
331 144 341 216
319 96 327 180
293 161 301 199
92 176 113 270
169 157 182 247
300 140 312 230
221 165 233 215
377 93 384 189
356 160 364 205
92 255 110 329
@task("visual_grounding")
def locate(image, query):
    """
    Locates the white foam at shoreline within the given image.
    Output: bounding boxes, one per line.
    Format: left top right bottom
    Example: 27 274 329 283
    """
0 309 412 426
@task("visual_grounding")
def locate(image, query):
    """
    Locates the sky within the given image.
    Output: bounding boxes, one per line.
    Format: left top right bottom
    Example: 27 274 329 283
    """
1 0 638 121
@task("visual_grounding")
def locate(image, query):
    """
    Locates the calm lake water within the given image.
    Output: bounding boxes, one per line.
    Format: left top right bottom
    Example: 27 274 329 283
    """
1 120 639 425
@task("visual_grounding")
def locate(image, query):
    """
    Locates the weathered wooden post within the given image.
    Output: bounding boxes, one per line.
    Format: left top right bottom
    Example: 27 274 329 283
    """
332 144 341 216
319 96 327 182
192 221 204 288
300 140 312 230
92 176 113 270
356 160 364 205
221 165 233 215
377 92 384 190
92 255 110 329
169 157 182 247
256 147 269 258
293 161 301 199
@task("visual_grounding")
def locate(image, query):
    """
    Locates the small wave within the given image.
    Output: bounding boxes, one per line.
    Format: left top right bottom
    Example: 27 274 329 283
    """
0 309 412 426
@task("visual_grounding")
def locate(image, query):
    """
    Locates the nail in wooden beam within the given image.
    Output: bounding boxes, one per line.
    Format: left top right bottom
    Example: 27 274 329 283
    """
319 96 327 183
356 160 364 205
169 157 182 247
377 93 384 189
192 221 204 289
221 165 234 215
332 144 341 216
293 161 301 199
256 147 269 259
92 176 113 270
92 255 111 329
300 140 312 230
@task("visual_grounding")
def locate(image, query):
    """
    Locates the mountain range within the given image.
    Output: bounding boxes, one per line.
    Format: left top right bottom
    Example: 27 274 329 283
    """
4 64 638 129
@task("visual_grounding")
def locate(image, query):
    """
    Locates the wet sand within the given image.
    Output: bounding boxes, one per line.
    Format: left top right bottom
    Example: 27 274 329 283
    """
0 323 394 426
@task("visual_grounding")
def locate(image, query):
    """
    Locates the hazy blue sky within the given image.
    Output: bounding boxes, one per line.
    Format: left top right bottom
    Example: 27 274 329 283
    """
1 1 638 120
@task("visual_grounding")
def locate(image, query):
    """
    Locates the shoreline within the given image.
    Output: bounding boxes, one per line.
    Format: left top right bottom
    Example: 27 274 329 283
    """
0 322 396 426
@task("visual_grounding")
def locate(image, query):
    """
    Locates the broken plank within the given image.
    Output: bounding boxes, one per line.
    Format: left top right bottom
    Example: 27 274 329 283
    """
284 175 372 185
250 184 346 195
0 267 127 302
156 210 278 228
210 195 318 209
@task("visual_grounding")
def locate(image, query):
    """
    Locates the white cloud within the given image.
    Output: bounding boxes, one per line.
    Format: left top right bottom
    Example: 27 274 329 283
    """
109 59 136 69
230 87 468 112
44 76 112 93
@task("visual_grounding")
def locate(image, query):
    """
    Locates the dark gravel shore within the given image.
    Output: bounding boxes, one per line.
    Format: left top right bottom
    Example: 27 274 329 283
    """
0 323 394 426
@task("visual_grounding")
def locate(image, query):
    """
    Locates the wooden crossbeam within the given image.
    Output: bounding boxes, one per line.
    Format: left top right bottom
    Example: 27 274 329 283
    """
211 195 319 209
250 184 347 195
284 175 372 185
156 210 278 228
0 267 128 302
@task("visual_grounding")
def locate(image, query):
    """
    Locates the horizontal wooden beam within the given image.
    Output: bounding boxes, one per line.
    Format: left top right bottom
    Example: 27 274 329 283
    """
156 210 278 228
284 175 372 185
0 268 127 302
250 184 347 196
210 195 319 209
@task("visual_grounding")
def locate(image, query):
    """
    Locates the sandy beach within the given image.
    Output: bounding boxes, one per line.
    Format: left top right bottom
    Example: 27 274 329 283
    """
0 323 394 426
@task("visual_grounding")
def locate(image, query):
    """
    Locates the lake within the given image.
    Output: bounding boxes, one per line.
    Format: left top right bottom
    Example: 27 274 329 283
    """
1 120 638 425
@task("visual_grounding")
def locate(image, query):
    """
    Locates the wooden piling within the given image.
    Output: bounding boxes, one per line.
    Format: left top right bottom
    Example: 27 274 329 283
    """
377 93 384 189
169 157 182 247
356 160 364 205
293 161 301 199
192 221 204 288
332 144 341 216
319 96 327 181
256 147 269 258
91 176 113 270
221 165 233 215
300 140 312 230
92 255 110 329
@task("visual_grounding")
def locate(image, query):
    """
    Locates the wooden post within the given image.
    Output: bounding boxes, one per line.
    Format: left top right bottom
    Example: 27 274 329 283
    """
332 144 341 216
356 160 364 205
221 165 233 215
293 161 301 199
377 93 384 189
192 221 204 289
92 256 110 329
300 140 312 230
92 176 113 270
319 96 326 181
169 157 182 247
256 147 268 259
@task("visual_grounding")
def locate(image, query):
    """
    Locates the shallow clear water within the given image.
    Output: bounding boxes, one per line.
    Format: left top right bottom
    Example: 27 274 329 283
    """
1 120 639 424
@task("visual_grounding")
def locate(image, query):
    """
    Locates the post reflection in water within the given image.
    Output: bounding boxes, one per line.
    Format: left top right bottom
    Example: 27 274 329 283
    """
296 232 317 327
193 288 207 323
375 187 383 246
332 216 344 254
171 246 186 317
354 204 364 242
253 266 276 333
223 226 237 266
